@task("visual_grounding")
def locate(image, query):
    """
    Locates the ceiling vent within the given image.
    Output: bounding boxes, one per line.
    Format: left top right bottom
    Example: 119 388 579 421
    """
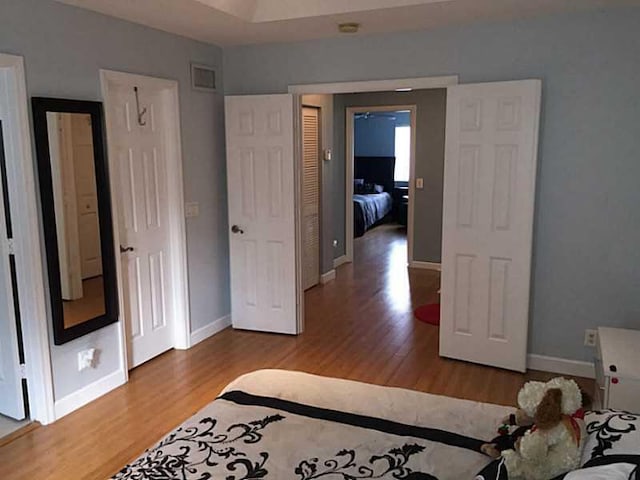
191 63 217 92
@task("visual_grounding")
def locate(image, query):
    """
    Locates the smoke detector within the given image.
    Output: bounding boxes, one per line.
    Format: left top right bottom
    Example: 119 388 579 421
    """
338 22 360 34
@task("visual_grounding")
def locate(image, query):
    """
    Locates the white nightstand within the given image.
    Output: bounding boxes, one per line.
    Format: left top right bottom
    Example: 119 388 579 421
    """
595 327 640 412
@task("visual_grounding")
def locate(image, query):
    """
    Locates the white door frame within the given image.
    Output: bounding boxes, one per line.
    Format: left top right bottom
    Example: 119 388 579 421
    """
345 104 417 264
100 70 191 376
0 53 55 425
288 75 458 268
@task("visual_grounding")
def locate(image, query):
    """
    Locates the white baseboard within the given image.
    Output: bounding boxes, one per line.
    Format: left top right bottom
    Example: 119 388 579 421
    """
190 314 232 346
409 261 442 271
320 269 336 284
54 368 126 420
333 255 349 269
527 354 595 379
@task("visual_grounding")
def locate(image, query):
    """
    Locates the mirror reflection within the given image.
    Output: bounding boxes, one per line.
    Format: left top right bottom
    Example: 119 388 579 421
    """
46 112 106 329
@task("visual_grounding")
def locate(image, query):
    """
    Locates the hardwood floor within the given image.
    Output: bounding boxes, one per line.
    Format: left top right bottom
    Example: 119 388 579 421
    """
0 224 592 480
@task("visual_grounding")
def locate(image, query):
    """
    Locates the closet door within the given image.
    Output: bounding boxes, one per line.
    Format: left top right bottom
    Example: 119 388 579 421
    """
302 107 320 290
225 94 301 334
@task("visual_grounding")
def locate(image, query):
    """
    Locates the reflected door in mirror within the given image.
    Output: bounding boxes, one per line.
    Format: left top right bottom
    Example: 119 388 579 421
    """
46 112 106 329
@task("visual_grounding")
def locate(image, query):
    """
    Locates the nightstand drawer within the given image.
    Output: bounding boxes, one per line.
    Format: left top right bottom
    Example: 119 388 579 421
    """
608 378 640 412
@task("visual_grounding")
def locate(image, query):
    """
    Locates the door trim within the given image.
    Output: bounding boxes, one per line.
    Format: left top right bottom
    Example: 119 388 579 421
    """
289 76 458 95
345 104 417 265
292 94 305 333
0 53 55 424
100 70 191 375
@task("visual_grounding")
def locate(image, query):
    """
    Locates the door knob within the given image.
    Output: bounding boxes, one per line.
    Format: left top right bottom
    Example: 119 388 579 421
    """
231 225 244 234
120 245 135 253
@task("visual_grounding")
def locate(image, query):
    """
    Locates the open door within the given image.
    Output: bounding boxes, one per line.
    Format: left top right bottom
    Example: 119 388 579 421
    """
225 94 301 334
440 80 541 372
0 121 26 420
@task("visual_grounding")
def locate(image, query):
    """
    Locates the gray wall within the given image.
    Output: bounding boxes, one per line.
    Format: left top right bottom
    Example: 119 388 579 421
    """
1 0 228 399
224 7 640 362
334 90 446 263
354 115 396 157
301 94 334 274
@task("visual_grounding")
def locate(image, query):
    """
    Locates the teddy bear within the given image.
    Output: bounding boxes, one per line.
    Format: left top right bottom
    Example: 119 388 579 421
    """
481 377 586 480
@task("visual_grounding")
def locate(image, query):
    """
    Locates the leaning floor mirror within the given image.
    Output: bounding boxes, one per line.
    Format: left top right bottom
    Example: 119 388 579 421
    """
32 98 118 345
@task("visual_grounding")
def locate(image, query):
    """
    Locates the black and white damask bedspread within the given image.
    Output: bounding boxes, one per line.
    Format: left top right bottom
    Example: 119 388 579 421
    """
113 370 512 480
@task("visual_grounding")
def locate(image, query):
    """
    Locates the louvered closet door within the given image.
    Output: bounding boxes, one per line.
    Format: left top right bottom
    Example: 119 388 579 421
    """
302 107 320 290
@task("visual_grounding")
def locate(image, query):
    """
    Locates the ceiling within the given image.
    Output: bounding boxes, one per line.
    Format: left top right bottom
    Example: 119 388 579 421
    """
55 0 640 46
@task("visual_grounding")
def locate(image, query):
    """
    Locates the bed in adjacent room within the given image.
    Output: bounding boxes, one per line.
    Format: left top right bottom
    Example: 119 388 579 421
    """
112 370 640 480
353 156 395 237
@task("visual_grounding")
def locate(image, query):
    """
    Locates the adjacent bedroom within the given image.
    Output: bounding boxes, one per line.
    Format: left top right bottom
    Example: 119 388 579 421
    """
352 109 411 239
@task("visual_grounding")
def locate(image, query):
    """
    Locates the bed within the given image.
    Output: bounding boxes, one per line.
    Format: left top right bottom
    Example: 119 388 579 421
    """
113 370 640 480
353 156 395 237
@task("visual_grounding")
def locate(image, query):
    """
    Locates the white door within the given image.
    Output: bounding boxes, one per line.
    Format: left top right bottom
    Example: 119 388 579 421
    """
302 107 320 291
440 80 541 372
225 94 300 334
70 113 102 279
107 84 174 368
0 120 25 420
48 113 83 300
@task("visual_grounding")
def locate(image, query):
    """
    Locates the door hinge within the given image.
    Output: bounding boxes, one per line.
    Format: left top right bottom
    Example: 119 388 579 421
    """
19 363 27 379
7 238 15 255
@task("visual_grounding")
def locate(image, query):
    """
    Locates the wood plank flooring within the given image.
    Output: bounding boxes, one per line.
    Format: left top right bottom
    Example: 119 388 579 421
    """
0 224 593 480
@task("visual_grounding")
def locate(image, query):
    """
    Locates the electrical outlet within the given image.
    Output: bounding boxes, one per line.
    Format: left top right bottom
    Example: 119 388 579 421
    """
78 348 96 371
584 329 597 347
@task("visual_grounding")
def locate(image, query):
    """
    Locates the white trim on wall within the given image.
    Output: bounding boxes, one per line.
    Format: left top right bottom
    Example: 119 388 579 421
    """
527 354 595 379
320 269 336 284
0 53 55 425
54 368 126 420
345 104 417 265
289 76 459 95
190 315 231 346
409 261 441 271
100 70 191 370
333 255 349 269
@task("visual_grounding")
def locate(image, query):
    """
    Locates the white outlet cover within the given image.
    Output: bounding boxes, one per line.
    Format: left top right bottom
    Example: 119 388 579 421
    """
584 329 597 347
78 348 96 371
185 202 200 218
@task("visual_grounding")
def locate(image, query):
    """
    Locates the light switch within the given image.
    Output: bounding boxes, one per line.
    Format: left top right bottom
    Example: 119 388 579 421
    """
185 202 200 218
324 149 332 161
416 178 424 189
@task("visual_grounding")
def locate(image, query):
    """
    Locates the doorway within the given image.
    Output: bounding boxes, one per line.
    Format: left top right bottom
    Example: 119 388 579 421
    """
346 105 417 266
101 70 190 370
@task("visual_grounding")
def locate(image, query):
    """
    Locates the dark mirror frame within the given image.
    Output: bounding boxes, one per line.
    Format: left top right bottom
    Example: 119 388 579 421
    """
32 97 118 345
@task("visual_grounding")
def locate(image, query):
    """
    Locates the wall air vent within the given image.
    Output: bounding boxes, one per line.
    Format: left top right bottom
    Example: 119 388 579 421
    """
191 64 217 92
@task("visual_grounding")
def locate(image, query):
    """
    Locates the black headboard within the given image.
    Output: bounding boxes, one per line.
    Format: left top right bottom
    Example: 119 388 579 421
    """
354 156 396 194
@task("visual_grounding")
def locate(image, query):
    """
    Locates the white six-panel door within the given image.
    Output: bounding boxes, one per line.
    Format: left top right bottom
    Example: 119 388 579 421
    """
108 84 174 368
0 112 25 420
440 80 541 372
225 94 300 334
